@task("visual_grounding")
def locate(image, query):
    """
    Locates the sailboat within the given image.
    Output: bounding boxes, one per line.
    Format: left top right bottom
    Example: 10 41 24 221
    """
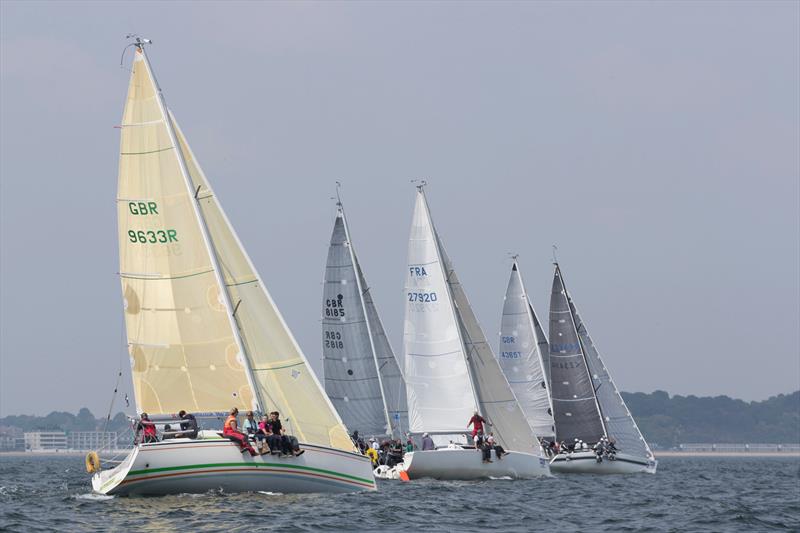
91 38 375 495
398 186 550 480
498 258 555 441
548 262 657 474
322 193 408 440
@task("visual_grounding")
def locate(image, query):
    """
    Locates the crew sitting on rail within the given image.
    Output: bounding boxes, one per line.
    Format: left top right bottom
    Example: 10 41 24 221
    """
136 413 158 444
177 410 198 439
421 433 435 451
243 411 258 441
223 407 258 456
486 432 507 460
269 411 304 457
475 431 492 463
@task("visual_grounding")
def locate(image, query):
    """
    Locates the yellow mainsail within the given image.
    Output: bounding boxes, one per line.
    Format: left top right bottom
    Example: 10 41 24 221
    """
116 45 352 451
118 49 255 415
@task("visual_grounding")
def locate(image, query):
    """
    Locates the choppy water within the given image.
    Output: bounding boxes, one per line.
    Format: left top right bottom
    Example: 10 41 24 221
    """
0 455 798 532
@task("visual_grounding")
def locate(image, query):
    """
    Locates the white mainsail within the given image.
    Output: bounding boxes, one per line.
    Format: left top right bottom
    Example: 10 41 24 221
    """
322 203 408 438
403 188 542 455
119 46 352 451
403 190 478 437
498 260 555 439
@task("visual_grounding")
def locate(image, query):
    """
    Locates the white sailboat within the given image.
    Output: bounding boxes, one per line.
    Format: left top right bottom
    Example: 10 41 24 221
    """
498 258 555 440
399 186 550 480
91 38 374 495
322 193 408 439
548 262 656 474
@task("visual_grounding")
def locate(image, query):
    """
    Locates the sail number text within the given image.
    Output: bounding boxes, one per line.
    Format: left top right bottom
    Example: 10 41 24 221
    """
407 291 437 302
126 202 179 244
325 295 346 318
324 330 344 349
500 351 522 358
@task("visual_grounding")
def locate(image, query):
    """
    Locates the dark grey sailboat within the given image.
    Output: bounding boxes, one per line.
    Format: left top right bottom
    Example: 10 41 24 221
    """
548 263 656 474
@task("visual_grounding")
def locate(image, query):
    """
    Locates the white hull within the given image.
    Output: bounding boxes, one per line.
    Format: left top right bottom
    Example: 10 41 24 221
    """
92 436 375 495
402 448 550 480
549 451 657 474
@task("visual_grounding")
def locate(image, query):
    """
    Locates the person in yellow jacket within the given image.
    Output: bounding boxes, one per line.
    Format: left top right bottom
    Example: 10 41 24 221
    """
365 446 379 465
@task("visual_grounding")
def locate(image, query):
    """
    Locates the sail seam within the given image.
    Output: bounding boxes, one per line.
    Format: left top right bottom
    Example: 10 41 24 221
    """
120 146 174 156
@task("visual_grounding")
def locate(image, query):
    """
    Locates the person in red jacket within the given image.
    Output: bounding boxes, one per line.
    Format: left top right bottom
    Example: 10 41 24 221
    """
136 413 158 444
223 407 257 456
467 411 488 438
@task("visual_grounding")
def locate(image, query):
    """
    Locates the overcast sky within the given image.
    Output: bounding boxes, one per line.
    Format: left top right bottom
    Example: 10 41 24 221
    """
1 1 798 416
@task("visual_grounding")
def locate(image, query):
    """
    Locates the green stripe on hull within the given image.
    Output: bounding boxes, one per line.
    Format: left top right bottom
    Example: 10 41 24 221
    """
127 461 374 486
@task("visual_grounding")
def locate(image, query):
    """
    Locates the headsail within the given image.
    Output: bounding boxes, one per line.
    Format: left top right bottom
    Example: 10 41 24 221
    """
118 47 257 416
439 244 543 455
570 293 653 459
357 259 409 437
498 260 555 439
322 206 405 437
403 190 478 436
548 264 606 444
169 117 352 451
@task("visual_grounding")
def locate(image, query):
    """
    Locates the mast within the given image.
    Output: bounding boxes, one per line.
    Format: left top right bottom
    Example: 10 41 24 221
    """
418 185 482 419
555 262 607 437
135 39 264 413
336 186 394 437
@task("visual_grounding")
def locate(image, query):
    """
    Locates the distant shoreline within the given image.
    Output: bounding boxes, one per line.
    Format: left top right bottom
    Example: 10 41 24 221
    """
654 451 800 458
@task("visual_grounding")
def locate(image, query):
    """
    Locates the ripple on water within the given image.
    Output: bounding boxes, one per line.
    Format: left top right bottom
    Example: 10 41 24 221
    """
0 456 798 532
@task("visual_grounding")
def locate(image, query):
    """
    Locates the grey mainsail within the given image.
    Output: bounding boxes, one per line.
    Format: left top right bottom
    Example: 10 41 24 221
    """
498 260 555 439
322 204 407 438
549 264 606 444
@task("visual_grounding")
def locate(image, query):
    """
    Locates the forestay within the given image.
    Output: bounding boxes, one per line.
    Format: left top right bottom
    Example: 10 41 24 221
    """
439 245 543 455
403 190 478 435
571 300 653 459
498 261 555 439
548 264 606 445
168 116 352 451
322 211 391 437
118 49 256 415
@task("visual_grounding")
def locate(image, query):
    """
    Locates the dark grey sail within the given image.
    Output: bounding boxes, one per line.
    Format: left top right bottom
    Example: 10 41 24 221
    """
357 260 409 436
548 264 606 444
530 303 552 392
322 211 390 437
571 303 652 458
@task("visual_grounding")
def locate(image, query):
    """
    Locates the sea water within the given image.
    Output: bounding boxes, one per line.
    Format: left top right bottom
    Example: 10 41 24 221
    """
0 455 798 532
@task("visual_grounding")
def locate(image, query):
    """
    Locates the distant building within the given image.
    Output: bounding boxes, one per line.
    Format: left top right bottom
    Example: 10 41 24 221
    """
24 431 67 451
68 431 118 451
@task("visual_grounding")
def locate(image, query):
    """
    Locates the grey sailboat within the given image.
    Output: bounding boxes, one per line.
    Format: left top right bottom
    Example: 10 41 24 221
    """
322 195 408 439
548 262 656 474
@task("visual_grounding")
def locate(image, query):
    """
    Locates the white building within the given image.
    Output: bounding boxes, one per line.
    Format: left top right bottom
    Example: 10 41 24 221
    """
24 431 67 451
68 431 118 451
